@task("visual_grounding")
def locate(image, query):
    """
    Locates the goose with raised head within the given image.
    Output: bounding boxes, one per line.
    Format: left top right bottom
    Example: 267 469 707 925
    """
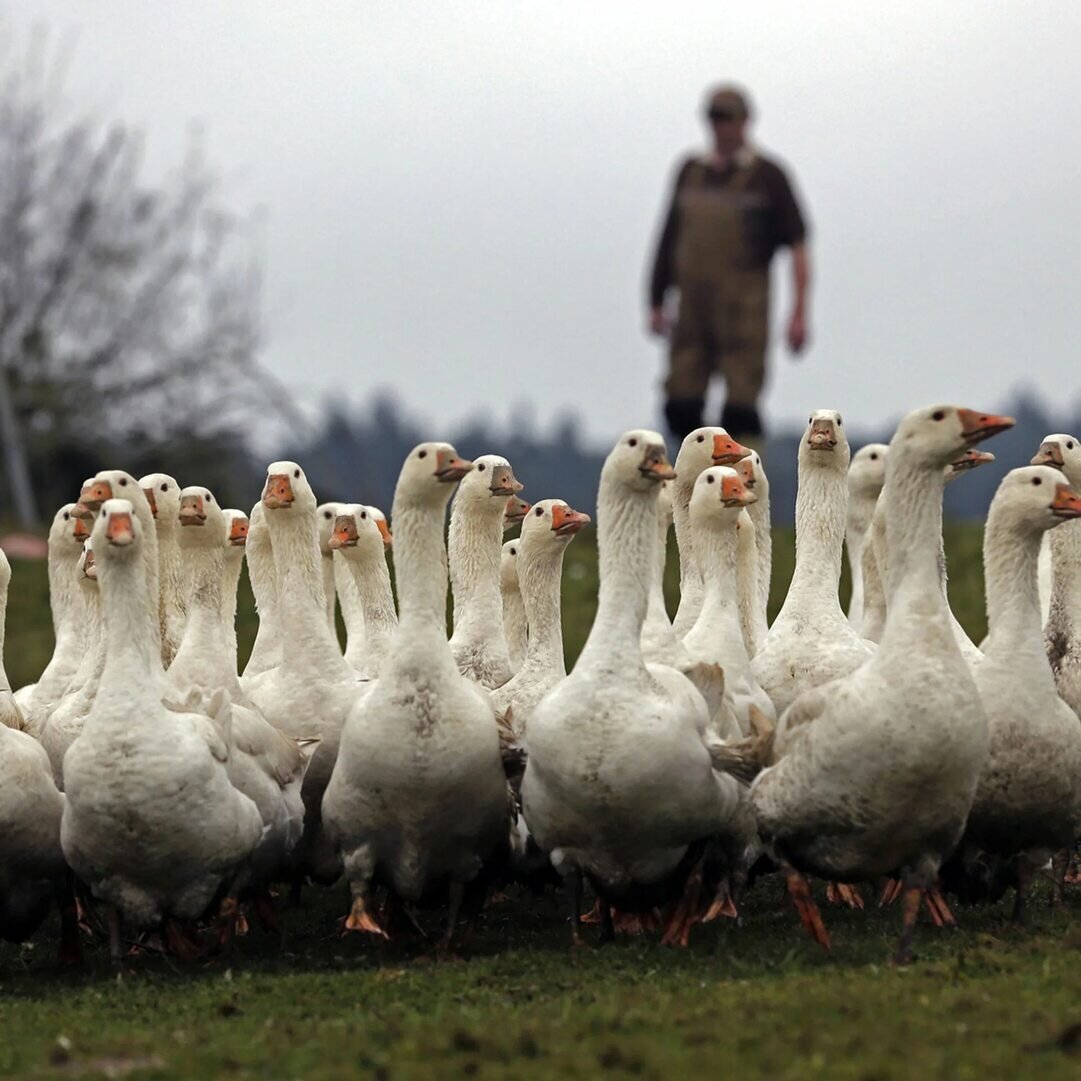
139 474 187 667
323 443 513 951
449 455 525 688
521 431 745 946
501 541 528 673
61 499 263 949
1034 434 1081 718
1033 434 1080 623
503 494 531 532
490 499 590 738
168 486 306 892
683 467 776 733
952 465 1081 920
317 501 345 640
734 451 772 658
671 429 750 638
845 444 888 630
240 502 281 686
752 411 874 715
16 505 88 736
221 509 249 675
751 405 1012 963
641 480 694 669
329 505 398 680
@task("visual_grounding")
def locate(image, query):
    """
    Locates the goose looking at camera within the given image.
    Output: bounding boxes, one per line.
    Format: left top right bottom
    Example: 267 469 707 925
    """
139 474 187 667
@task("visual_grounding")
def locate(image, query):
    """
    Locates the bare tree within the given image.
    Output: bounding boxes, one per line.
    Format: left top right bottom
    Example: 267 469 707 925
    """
0 36 280 524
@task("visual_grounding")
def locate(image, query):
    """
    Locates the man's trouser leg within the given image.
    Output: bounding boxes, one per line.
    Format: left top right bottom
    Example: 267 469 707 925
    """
664 287 712 440
715 277 768 446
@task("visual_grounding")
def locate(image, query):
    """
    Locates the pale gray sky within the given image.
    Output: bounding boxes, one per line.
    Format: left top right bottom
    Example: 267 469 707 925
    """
6 2 1081 440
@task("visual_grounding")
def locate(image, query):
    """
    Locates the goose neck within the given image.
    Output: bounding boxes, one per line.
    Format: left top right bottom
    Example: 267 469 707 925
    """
747 488 772 618
789 462 846 609
48 549 85 648
1047 519 1081 638
670 477 698 588
449 503 505 634
341 551 398 667
518 544 567 676
688 516 745 652
176 545 229 660
97 554 159 699
393 498 452 637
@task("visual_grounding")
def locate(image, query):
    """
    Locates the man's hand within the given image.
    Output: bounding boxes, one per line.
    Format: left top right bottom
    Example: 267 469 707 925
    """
787 309 808 354
648 306 670 337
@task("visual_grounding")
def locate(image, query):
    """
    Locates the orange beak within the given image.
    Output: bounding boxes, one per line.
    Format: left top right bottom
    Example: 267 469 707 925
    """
504 495 531 525
958 408 1015 445
434 449 473 482
179 494 207 525
263 473 295 509
551 504 591 537
105 511 135 547
721 474 757 507
712 434 751 465
75 480 113 517
143 488 159 519
1051 483 1081 519
228 518 249 546
640 444 677 481
376 517 393 546
808 418 837 451
736 458 757 488
328 514 359 550
72 517 90 542
1031 441 1065 469
83 549 97 579
489 466 524 497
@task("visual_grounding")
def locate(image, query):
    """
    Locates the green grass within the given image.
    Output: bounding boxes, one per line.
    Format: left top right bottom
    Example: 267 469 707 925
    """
9 524 1079 1081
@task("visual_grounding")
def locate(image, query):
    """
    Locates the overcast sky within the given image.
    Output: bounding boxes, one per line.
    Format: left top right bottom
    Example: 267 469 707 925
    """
6 2 1081 442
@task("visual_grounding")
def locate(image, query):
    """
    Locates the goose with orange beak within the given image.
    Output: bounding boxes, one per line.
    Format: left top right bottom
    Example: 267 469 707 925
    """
750 405 1014 964
138 474 187 669
220 510 249 677
316 502 347 640
500 539 528 673
330 505 398 680
448 454 526 689
1029 434 1081 627
323 442 513 954
752 410 874 717
521 430 745 948
732 449 772 660
503 494 531 532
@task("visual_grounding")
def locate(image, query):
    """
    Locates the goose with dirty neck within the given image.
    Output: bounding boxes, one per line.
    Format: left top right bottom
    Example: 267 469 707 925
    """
640 481 694 669
670 428 751 638
221 510 249 675
845 445 888 631
500 540 528 672
684 467 776 733
328 505 398 680
323 442 512 952
491 500 590 737
752 405 1012 964
734 452 772 658
752 411 873 715
168 486 306 886
139 474 187 668
449 454 525 688
1035 434 1081 718
522 430 747 947
240 502 281 685
954 466 1081 920
317 502 344 640
61 499 263 934
18 505 88 736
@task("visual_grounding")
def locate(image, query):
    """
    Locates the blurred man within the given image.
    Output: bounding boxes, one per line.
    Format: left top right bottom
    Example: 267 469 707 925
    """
647 85 810 444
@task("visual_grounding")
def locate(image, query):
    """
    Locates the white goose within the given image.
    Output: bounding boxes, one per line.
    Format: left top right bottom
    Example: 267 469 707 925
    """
501 540 528 673
139 474 187 667
240 501 281 686
959 465 1081 920
323 443 512 950
845 444 888 630
61 499 263 952
449 455 525 688
317 501 345 639
734 451 772 658
490 499 590 737
221 509 249 676
683 467 776 733
640 480 694 669
1033 434 1079 622
503 494 531 532
329 505 398 680
521 431 744 946
752 411 874 715
751 405 1012 962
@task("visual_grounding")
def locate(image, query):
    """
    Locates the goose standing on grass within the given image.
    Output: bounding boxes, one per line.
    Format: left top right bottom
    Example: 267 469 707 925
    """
221 509 249 676
448 455 525 688
240 502 281 686
61 499 263 957
501 541 528 673
751 405 1012 963
752 411 874 714
323 444 513 951
522 431 745 947
954 466 1081 921
671 429 750 638
490 499 590 737
1 547 81 963
845 444 888 630
139 474 187 667
329 505 398 680
16 505 88 735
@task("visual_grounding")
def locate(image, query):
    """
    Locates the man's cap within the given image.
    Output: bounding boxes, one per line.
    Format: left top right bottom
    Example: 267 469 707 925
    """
704 85 752 121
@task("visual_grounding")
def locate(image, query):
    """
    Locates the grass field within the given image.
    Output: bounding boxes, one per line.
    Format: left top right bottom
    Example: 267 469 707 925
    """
6 523 1080 1081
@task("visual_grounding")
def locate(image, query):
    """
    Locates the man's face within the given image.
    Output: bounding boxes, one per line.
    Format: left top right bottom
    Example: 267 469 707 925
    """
709 111 747 156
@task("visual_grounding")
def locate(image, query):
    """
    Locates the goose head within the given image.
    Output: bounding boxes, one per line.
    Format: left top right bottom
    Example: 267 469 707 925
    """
892 405 1015 467
328 503 392 559
317 502 346 554
801 409 850 470
223 510 250 550
657 480 675 526
49 504 86 549
500 539 520 590
603 430 676 494
177 485 226 549
503 494 531 530
454 454 523 513
691 466 757 529
138 474 181 525
522 499 591 549
993 465 1081 533
848 444 888 496
675 427 750 490
397 442 473 507
262 461 318 515
91 498 142 564
80 539 98 582
74 470 143 519
945 448 995 485
1031 433 1081 488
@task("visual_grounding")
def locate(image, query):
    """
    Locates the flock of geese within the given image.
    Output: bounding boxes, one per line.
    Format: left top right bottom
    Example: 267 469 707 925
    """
2 403 1081 967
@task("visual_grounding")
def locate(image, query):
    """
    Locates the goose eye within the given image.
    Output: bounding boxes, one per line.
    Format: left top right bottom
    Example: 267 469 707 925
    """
161 484 168 493
696 435 704 443
63 512 70 520
323 511 331 519
1032 477 1042 486
119 478 127 486
628 438 638 447
870 453 878 460
932 410 945 421
418 450 427 459
293 469 300 479
707 475 715 484
477 463 486 472
206 494 213 503
837 417 843 426
360 511 367 519
1069 441 1076 450
534 506 543 516
510 547 517 555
